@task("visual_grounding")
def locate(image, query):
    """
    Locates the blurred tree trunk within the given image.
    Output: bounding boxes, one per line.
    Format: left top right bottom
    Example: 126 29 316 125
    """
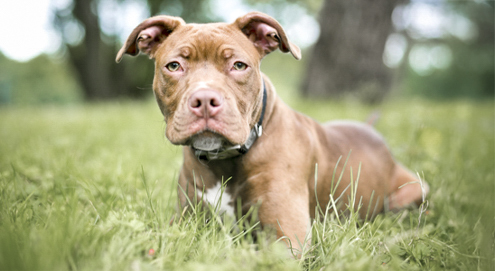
301 0 396 103
70 0 112 100
62 0 153 101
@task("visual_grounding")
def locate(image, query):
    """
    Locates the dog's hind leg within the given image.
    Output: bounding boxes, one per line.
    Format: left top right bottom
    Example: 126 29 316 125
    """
387 165 429 211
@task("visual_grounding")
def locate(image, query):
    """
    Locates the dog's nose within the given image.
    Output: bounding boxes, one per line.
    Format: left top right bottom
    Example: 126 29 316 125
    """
188 90 223 118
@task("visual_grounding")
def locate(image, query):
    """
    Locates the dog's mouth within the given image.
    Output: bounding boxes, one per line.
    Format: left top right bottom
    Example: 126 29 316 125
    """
188 131 229 151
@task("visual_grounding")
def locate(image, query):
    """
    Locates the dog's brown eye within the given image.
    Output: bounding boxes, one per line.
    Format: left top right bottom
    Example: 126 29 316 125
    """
166 62 181 72
233 62 247 71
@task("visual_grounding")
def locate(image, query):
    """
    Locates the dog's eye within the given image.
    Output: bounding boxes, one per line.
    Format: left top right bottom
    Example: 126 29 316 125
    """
166 62 182 72
233 62 248 71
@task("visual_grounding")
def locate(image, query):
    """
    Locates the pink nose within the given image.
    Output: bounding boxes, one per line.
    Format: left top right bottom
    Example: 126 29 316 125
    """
188 89 223 118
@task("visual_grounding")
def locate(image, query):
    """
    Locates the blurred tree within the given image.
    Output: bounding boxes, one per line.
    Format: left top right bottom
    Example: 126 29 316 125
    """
401 1 494 99
147 0 218 23
244 0 322 15
54 0 215 101
301 0 396 103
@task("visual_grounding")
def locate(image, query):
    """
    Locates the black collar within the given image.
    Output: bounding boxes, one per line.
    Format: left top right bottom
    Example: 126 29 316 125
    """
193 81 267 161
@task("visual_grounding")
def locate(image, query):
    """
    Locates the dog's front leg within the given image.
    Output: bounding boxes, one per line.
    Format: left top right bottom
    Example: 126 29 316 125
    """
246 174 312 256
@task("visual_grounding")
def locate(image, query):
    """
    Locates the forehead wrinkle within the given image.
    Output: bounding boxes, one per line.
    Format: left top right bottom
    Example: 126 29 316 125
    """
219 46 234 59
187 24 237 60
176 46 191 58
162 23 253 64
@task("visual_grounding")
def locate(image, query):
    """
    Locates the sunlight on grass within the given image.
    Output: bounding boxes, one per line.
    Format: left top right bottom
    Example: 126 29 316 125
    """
0 99 493 270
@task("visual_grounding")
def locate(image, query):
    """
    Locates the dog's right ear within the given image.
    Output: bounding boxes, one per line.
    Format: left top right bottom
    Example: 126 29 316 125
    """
234 12 301 60
116 15 185 63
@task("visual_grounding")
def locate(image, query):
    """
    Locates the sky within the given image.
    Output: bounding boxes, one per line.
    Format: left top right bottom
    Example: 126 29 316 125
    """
0 0 151 62
0 0 60 61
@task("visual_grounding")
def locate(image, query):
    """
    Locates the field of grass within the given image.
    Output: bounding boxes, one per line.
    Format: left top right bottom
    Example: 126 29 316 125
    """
0 97 493 270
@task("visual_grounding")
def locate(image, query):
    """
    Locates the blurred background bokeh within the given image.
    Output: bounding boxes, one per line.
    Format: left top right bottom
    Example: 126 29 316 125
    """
0 0 493 105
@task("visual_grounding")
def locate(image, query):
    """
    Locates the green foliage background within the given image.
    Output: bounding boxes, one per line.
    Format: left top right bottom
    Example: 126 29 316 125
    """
0 53 82 105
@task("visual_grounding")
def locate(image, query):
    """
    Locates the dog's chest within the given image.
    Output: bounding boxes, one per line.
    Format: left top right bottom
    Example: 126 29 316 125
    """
198 182 234 216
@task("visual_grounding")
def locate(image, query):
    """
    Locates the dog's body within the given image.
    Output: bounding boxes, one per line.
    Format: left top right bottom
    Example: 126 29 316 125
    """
117 12 428 253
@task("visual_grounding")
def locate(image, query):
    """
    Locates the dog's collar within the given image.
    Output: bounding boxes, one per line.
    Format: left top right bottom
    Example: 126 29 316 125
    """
192 81 267 161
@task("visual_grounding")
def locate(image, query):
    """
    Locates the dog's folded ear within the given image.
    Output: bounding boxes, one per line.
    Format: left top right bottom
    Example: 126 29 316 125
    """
234 12 301 60
116 16 185 63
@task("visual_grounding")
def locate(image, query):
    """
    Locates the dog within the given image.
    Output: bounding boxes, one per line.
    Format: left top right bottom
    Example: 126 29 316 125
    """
116 12 428 254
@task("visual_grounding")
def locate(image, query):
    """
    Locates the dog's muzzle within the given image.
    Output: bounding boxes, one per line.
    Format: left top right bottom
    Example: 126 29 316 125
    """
191 82 267 161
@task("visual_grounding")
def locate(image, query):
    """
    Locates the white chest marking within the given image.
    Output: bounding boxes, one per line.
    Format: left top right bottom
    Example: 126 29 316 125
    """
199 182 234 216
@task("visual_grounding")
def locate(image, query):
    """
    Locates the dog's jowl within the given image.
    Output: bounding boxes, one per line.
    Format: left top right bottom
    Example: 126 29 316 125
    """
116 12 428 254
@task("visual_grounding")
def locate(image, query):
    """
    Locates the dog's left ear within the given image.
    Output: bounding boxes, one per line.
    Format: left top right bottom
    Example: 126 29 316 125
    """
116 15 185 63
234 12 301 60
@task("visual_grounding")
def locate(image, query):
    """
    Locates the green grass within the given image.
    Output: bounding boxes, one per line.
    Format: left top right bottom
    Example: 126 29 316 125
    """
0 98 493 270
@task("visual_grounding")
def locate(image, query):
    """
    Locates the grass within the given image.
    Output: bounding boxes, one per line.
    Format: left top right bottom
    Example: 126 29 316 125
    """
0 98 493 271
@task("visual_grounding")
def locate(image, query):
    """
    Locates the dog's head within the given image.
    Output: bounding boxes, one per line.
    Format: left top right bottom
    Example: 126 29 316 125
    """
117 12 300 151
